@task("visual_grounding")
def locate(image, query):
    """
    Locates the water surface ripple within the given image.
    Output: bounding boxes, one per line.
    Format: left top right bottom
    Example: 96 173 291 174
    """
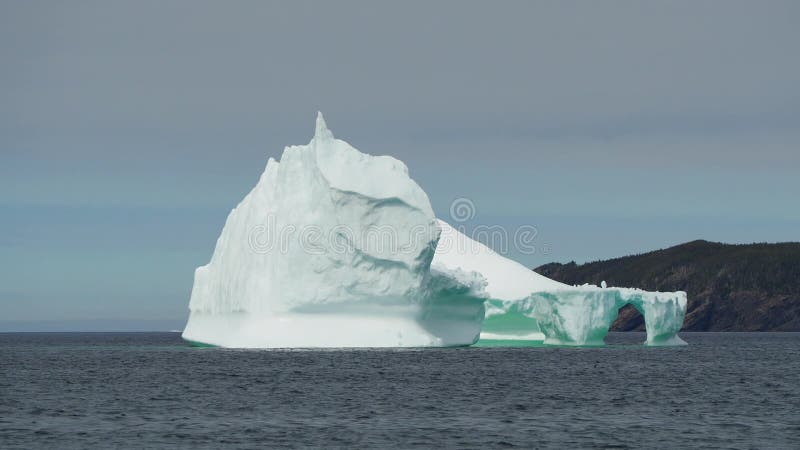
1 332 798 448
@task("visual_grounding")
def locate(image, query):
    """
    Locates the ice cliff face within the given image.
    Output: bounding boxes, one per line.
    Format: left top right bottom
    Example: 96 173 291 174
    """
183 113 486 347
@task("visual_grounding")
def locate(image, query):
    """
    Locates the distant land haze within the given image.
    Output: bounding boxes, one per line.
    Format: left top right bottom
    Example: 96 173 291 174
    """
536 240 800 332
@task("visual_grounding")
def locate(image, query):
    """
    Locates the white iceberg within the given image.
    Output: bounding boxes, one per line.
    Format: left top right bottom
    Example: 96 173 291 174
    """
183 113 686 348
182 113 486 348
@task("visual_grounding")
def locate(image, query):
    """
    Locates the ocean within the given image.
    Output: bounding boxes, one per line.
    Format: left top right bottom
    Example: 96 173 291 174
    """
1 332 798 448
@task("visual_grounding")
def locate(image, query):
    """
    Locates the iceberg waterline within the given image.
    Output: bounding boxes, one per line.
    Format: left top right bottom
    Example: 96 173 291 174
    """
183 113 687 348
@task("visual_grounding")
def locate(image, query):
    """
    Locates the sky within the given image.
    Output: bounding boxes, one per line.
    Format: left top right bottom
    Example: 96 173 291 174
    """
1 1 799 329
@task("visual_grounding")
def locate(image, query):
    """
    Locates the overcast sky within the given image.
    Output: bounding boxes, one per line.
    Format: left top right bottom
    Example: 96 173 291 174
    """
1 1 798 327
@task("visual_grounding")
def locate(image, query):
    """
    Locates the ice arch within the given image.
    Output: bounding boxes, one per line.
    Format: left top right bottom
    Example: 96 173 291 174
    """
528 288 687 346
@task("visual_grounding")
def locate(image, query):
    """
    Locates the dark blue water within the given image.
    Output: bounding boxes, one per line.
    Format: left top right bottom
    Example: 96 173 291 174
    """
1 332 798 449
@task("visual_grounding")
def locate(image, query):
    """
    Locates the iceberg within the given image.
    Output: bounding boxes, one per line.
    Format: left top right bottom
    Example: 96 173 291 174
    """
183 113 687 348
182 113 486 348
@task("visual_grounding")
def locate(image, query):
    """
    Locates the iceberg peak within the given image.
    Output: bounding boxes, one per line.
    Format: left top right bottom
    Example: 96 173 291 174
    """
314 111 334 141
